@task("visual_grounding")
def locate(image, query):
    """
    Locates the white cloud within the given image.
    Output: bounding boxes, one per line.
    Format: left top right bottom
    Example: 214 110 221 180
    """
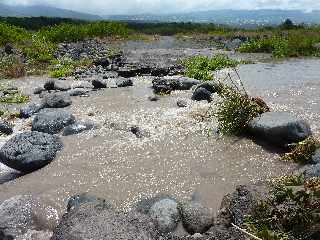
3 0 320 14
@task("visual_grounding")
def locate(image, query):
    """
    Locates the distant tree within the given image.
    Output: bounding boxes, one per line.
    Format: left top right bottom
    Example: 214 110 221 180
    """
280 18 295 30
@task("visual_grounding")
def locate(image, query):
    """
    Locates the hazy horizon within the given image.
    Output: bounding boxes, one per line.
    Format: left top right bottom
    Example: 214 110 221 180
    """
2 0 320 15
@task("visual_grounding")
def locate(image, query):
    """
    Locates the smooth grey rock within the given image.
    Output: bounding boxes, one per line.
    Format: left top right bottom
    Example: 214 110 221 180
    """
0 195 57 239
32 109 76 134
169 76 200 90
178 202 214 234
20 102 44 118
149 198 180 233
51 202 159 240
116 77 133 87
67 193 112 212
135 195 176 215
304 163 320 179
177 99 188 108
68 88 90 97
0 131 63 173
191 87 212 102
54 81 71 91
0 121 13 135
33 87 45 95
92 79 107 89
248 112 312 147
311 149 320 165
43 92 72 108
62 122 96 136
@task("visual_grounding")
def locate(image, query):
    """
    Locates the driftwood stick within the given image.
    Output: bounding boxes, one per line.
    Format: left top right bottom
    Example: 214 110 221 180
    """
231 223 263 240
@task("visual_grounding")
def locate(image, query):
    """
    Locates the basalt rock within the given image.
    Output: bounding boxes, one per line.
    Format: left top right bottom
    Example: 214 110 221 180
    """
62 122 96 136
20 102 44 118
116 77 133 87
0 131 63 173
0 121 13 135
42 92 72 108
191 88 212 102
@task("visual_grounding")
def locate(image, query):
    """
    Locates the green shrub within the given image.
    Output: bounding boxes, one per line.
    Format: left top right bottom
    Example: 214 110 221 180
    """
0 55 26 79
214 86 268 135
0 84 29 104
49 58 93 78
183 55 240 81
244 177 320 240
282 137 320 164
0 22 30 46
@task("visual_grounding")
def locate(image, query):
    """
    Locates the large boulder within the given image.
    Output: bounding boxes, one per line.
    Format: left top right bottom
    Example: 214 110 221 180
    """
44 80 71 91
66 193 112 212
195 81 220 94
149 198 180 234
178 201 214 234
92 79 107 89
51 199 159 240
32 109 76 134
42 92 72 108
0 195 58 239
0 131 63 173
248 112 312 147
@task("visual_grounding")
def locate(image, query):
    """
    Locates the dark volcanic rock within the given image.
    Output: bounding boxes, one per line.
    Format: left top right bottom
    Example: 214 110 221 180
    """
116 77 133 87
135 195 176 215
20 102 44 118
92 79 107 89
117 67 139 78
43 92 72 108
33 87 45 95
149 198 180 234
217 185 261 227
130 126 150 138
4 43 14 55
32 109 76 134
44 79 71 91
152 78 173 95
195 82 220 94
0 195 57 239
0 121 13 135
43 80 56 91
248 112 312 147
191 87 212 102
62 122 96 136
93 58 110 67
51 200 159 240
148 95 160 102
66 193 112 212
0 131 63 173
169 76 200 90
178 201 214 234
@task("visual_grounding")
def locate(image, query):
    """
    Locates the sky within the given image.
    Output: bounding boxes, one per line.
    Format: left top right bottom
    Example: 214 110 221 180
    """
3 0 320 15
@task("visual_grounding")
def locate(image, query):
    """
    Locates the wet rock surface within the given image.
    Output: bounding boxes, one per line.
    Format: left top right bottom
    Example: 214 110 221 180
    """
248 112 312 147
0 131 63 173
32 109 76 134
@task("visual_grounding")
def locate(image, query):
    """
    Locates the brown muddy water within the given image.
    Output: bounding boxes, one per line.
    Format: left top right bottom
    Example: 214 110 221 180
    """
0 42 319 229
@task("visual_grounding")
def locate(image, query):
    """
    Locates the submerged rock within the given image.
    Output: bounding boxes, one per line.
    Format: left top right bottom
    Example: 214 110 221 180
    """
51 199 159 240
0 131 63 173
32 109 76 134
0 195 58 239
178 201 213 234
116 77 133 87
62 122 96 136
42 92 72 108
0 121 13 135
191 87 212 102
248 112 312 147
149 198 180 234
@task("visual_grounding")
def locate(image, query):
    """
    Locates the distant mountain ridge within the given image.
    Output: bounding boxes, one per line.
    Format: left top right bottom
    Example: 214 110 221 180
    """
0 4 101 20
104 9 320 27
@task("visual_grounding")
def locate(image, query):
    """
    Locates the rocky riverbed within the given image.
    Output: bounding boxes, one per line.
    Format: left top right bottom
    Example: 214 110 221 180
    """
0 37 319 239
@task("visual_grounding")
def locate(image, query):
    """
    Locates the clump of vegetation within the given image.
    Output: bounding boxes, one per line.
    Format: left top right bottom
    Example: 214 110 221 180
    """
238 29 320 58
244 176 320 240
0 22 30 46
0 85 29 104
282 137 320 164
183 55 240 81
214 85 268 135
49 58 93 78
0 55 26 79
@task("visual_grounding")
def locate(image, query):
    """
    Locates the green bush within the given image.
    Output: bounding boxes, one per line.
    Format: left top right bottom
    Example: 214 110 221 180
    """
49 58 93 78
0 22 30 46
183 55 240 81
214 86 267 135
